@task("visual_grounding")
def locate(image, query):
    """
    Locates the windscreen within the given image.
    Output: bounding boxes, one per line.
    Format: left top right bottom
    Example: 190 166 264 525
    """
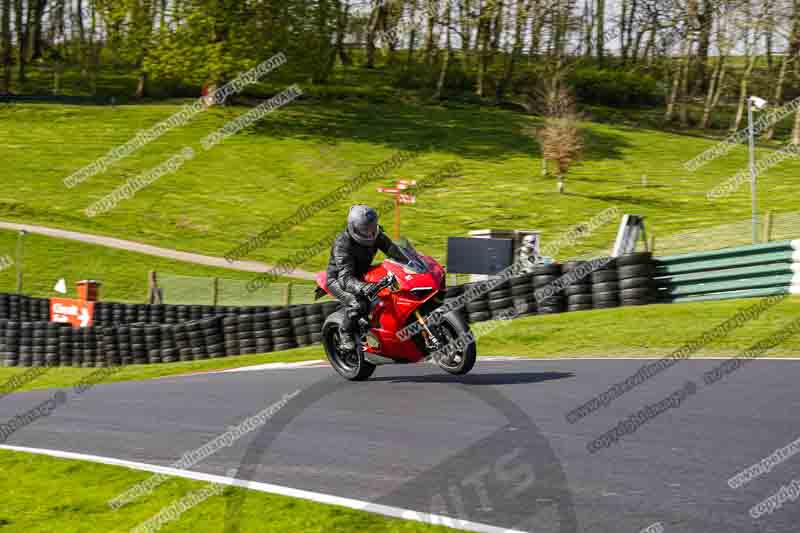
393 238 429 273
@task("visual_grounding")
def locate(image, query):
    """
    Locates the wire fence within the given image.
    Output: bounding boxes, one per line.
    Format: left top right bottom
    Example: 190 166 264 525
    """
155 273 319 306
579 211 800 259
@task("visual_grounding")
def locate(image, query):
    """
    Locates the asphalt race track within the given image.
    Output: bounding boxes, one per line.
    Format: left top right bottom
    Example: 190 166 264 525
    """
2 358 799 533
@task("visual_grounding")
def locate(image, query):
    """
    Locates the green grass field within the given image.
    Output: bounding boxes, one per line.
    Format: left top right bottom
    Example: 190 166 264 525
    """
0 449 462 533
0 229 310 303
2 99 799 276
2 295 797 395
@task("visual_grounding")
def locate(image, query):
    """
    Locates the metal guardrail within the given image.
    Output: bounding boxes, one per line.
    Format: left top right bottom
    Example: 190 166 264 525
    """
655 240 800 303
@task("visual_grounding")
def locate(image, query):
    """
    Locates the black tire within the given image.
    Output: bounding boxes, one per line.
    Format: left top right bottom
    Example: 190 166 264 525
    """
621 298 653 306
488 297 513 310
618 264 655 279
321 310 375 381
616 252 653 267
592 281 619 293
533 275 559 287
269 309 290 320
593 301 620 309
431 313 477 376
564 284 591 296
468 311 491 323
531 264 562 276
620 277 654 290
270 318 290 328
591 270 618 283
567 294 593 305
510 285 532 296
487 289 510 300
567 304 594 312
620 288 654 300
509 275 533 287
592 290 620 302
465 300 489 313
273 342 294 351
538 305 563 314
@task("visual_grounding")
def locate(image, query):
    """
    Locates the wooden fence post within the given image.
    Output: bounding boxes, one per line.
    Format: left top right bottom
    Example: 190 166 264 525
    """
283 282 292 305
763 211 773 243
148 271 157 304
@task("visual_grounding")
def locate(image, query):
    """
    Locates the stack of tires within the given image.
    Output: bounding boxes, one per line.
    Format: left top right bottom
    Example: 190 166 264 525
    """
59 325 74 366
510 274 537 317
143 325 161 364
44 323 61 367
290 306 311 347
443 285 469 324
18 322 34 367
486 280 514 320
250 313 272 354
270 308 295 352
116 326 132 365
222 316 242 357
1 320 18 367
84 327 101 367
103 327 121 366
0 294 9 319
464 282 490 323
208 318 227 358
617 252 656 306
129 325 148 365
532 264 565 314
591 259 620 310
7 295 20 320
305 304 325 345
563 261 593 312
163 304 180 324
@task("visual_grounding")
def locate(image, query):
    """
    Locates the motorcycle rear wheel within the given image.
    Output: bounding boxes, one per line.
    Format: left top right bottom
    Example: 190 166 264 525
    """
322 310 376 381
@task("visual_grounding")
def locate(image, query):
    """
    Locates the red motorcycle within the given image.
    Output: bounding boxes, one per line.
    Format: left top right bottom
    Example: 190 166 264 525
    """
315 240 476 381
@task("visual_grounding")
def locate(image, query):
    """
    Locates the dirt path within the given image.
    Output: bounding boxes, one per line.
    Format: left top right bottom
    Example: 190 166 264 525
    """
0 221 317 280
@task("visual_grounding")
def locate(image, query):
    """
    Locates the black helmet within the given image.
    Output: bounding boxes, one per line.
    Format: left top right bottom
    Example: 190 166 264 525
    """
347 204 379 246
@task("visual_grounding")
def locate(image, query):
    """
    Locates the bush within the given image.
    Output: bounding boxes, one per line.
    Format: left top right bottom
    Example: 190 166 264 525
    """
567 67 661 106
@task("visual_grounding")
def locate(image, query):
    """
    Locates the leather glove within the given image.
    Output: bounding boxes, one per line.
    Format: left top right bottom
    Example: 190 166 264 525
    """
360 282 382 301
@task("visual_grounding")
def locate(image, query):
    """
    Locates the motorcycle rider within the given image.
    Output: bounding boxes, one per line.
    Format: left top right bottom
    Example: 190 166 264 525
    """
326 205 406 352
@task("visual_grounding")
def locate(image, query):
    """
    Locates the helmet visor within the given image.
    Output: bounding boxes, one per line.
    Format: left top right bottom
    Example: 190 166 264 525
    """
352 221 378 243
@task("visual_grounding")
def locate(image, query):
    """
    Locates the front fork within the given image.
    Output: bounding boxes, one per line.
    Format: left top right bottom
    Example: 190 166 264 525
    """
414 310 444 354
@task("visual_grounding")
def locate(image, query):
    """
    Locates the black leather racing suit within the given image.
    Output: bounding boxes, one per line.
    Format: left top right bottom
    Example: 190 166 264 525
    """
326 230 406 334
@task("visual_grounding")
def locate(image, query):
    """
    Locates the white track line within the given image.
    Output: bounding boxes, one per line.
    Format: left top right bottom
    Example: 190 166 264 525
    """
202 356 800 375
0 444 526 533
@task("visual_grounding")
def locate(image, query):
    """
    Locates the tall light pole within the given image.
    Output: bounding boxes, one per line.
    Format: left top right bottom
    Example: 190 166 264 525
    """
748 95 767 244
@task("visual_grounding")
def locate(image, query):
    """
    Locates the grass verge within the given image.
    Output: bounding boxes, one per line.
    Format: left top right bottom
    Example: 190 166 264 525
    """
0 448 461 533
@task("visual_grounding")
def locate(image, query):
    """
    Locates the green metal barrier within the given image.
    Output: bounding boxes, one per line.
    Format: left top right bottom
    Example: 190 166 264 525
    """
655 240 800 304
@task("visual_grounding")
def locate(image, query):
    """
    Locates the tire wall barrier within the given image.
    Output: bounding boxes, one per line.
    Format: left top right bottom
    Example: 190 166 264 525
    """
654 240 800 303
0 302 342 368
0 252 660 368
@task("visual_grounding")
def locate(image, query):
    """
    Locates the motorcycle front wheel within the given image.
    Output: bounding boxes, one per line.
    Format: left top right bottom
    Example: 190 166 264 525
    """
431 312 477 376
322 310 376 381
